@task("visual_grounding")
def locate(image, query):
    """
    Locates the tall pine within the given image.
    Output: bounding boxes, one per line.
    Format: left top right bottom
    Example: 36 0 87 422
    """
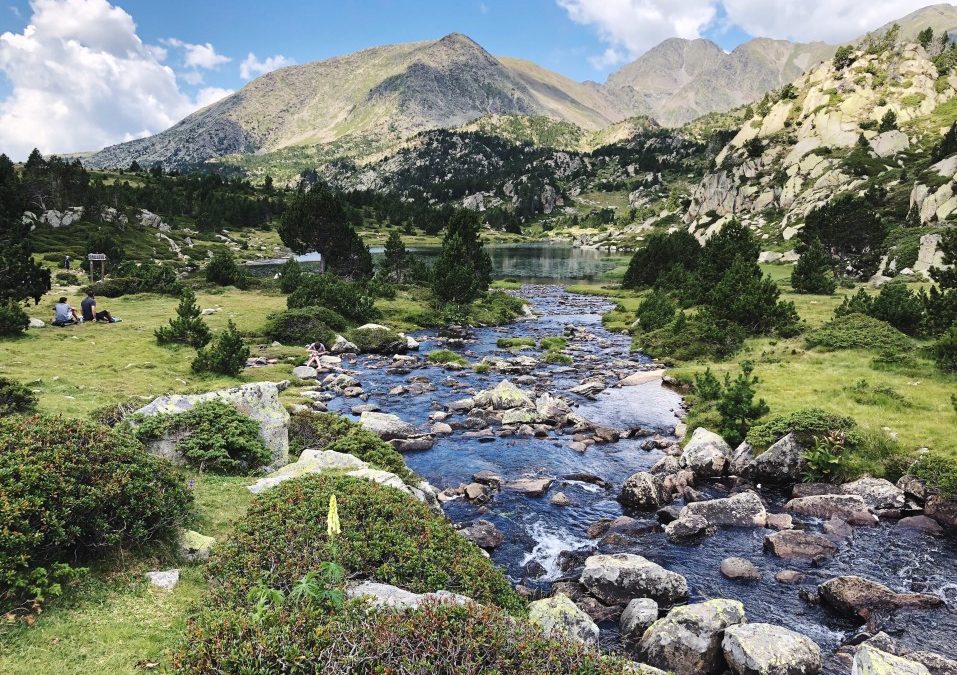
432 211 492 304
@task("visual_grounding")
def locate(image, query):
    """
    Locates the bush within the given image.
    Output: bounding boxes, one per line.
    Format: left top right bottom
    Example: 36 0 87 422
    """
708 256 800 335
201 474 523 611
934 322 957 372
192 321 249 376
0 376 37 416
86 262 182 298
205 250 248 288
637 311 746 361
426 349 469 366
635 289 676 331
155 288 212 348
0 300 29 337
539 336 567 350
348 326 406 354
833 45 855 69
133 401 270 474
543 350 572 365
746 408 858 448
468 290 526 325
805 313 913 352
287 274 379 323
622 230 700 289
910 453 957 498
175 595 628 674
0 416 191 610
791 239 836 294
869 281 925 336
55 272 81 285
288 412 415 482
277 258 303 293
263 307 343 346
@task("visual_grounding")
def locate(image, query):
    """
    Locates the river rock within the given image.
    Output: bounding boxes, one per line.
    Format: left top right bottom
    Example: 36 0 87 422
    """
359 411 419 440
853 645 931 675
775 570 806 584
841 477 906 510
458 520 504 550
925 495 957 531
477 379 532 410
785 494 875 522
620 471 668 510
638 599 746 675
330 335 358 354
897 475 929 502
472 470 502 487
292 365 317 380
722 622 822 675
431 422 453 435
580 553 689 606
505 477 553 495
681 427 731 477
897 515 944 534
651 456 680 475
748 433 805 484
134 382 289 469
730 442 755 475
390 436 435 452
720 557 761 581
620 598 659 648
765 513 794 530
681 490 768 528
665 513 712 542
528 593 599 645
464 482 489 501
818 576 944 621
764 530 838 560
550 491 571 506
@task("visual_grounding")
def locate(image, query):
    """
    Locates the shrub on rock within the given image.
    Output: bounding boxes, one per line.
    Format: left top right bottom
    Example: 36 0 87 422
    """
263 306 343 346
0 416 191 609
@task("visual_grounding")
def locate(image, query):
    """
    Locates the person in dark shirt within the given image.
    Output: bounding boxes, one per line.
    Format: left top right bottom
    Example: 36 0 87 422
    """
80 291 115 323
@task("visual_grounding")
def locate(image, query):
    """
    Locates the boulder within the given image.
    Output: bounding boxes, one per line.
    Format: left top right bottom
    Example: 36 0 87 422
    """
785 495 875 523
458 520 504 550
477 380 533 410
292 365 318 380
28 318 44 328
638 599 746 675
925 495 957 531
580 553 688 606
620 597 659 648
665 513 711 543
248 448 367 494
720 557 761 581
897 475 928 502
681 491 768 528
550 491 571 506
347 581 471 610
528 593 599 645
681 427 731 477
748 433 805 484
730 442 755 475
841 477 906 510
869 130 909 158
722 623 822 675
359 411 419 440
897 515 944 535
505 477 553 496
620 471 668 510
775 570 806 584
134 382 289 469
179 530 215 562
145 569 179 590
853 645 930 675
330 334 358 354
818 576 943 621
764 531 838 560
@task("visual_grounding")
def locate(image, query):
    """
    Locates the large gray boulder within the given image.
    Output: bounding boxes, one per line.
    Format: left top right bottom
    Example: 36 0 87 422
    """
818 576 943 621
359 411 419 440
620 471 668 510
347 581 471 610
681 427 731 477
134 382 289 469
528 593 599 645
580 554 688 606
248 449 365 494
722 623 822 674
841 477 906 510
764 530 838 560
476 379 533 410
785 494 874 522
681 491 768 528
620 597 659 648
639 599 746 675
852 645 930 675
748 433 805 484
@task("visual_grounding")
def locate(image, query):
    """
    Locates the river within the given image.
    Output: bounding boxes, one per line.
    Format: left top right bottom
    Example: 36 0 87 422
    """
321 285 957 670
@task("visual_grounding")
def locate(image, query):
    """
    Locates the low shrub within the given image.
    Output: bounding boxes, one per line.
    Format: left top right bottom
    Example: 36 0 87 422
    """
496 337 536 349
175 596 628 674
348 326 407 354
0 416 191 610
287 411 415 483
87 261 182 297
0 300 29 337
54 272 81 285
468 291 526 326
0 376 37 416
133 401 270 474
201 474 523 612
635 289 676 331
426 349 469 367
544 350 573 365
205 250 248 288
805 313 912 353
934 322 957 372
910 453 957 498
192 321 249 376
746 408 859 448
636 311 745 361
287 274 379 323
263 306 342 346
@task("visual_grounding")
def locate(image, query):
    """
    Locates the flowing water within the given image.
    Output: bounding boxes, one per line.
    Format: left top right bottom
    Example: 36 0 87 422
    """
323 285 957 670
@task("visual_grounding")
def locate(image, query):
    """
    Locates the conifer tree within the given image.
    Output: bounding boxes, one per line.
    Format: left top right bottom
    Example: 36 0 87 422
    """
432 211 492 304
791 238 836 294
155 288 212 348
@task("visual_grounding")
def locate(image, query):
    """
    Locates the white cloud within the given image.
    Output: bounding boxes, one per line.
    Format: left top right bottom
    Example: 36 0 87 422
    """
194 86 232 108
162 37 230 69
0 0 226 159
180 70 204 85
240 52 295 80
557 0 938 68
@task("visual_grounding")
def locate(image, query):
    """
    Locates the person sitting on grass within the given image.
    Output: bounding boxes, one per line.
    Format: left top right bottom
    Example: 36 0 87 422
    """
52 296 80 326
80 291 116 323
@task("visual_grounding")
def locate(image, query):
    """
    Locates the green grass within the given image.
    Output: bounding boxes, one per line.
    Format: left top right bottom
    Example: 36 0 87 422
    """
426 349 469 366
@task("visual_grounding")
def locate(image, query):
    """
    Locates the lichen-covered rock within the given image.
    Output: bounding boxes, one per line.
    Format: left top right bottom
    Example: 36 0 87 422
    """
457 519 504 550
785 494 874 522
248 449 366 493
528 593 599 645
722 622 822 675
179 530 216 562
580 553 688 606
841 477 906 510
620 471 668 510
638 599 746 675
135 382 289 469
330 334 359 354
476 379 533 410
748 433 805 484
681 427 731 477
620 597 659 648
720 557 761 581
925 495 957 531
852 645 930 675
359 411 420 440
681 491 768 528
730 442 755 475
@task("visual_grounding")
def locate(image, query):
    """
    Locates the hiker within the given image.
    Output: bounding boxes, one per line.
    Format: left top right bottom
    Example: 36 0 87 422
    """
80 291 115 323
62 255 71 270
52 297 80 326
305 341 326 368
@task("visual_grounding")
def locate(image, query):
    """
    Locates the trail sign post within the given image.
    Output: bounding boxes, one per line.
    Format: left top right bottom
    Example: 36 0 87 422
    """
87 253 107 282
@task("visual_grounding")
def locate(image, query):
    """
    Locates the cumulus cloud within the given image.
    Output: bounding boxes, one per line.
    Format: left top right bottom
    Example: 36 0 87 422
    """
557 0 935 68
0 0 231 159
162 37 231 69
194 86 232 108
240 52 295 80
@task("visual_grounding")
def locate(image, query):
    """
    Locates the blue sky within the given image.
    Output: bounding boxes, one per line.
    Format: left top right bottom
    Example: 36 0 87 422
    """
0 0 940 158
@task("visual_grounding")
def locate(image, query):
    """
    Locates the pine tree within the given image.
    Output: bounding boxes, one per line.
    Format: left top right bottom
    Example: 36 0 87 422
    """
791 239 836 294
381 230 408 283
192 320 248 376
717 361 769 446
155 288 212 348
432 210 492 304
0 154 50 307
878 110 898 133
